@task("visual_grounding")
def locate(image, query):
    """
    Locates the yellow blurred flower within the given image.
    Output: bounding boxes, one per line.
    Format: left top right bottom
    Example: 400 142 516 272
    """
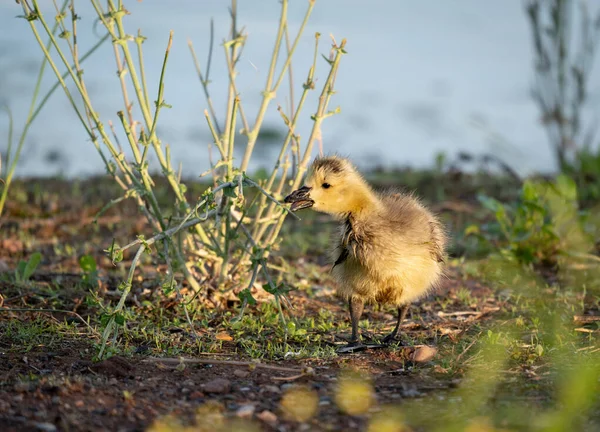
280 385 319 422
334 372 374 415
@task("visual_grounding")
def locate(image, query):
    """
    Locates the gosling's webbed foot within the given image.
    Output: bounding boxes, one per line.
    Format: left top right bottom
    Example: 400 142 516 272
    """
336 340 387 354
381 332 407 346
337 341 366 354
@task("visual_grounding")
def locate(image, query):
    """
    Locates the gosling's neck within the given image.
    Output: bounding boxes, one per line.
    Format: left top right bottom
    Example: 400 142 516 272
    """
341 181 381 222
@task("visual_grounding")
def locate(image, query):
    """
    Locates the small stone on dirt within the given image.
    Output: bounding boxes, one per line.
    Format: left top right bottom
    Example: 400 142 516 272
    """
263 385 280 394
203 378 231 394
189 391 205 400
412 345 438 363
256 410 277 426
236 404 255 418
0 259 10 272
233 369 250 378
91 356 133 378
33 423 57 432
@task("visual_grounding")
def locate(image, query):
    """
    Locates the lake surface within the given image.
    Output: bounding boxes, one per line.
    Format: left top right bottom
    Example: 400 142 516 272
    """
1 1 599 178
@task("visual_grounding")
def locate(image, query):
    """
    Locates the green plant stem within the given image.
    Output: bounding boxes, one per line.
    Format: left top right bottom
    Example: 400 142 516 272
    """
250 33 320 241
264 39 346 246
239 0 315 173
188 33 221 135
1 0 69 217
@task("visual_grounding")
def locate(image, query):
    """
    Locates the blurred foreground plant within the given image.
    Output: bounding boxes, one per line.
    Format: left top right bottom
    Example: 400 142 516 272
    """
18 0 345 357
468 175 599 268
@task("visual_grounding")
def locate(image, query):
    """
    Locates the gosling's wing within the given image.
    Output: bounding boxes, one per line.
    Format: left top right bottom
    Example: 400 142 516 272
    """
380 190 447 261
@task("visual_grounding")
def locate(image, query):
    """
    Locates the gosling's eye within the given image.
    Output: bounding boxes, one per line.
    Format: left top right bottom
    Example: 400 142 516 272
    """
322 183 331 189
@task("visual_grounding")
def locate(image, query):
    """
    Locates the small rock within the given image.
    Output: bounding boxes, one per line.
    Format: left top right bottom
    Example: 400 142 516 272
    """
239 387 251 392
0 259 10 273
51 396 60 404
34 410 47 419
181 387 191 395
233 369 250 378
256 410 277 426
263 385 280 394
33 422 57 432
412 345 438 363
183 379 195 387
203 378 231 394
189 391 205 400
236 404 255 418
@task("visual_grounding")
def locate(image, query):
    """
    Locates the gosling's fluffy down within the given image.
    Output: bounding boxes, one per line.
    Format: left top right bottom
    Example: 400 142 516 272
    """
285 155 447 348
332 188 446 307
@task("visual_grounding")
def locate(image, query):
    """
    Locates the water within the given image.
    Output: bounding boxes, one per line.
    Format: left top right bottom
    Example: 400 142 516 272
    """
1 1 599 178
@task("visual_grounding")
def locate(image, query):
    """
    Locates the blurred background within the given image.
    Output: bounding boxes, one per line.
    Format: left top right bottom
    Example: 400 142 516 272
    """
1 0 599 178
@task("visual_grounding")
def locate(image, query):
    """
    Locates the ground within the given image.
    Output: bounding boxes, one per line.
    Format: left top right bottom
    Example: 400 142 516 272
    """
0 172 598 431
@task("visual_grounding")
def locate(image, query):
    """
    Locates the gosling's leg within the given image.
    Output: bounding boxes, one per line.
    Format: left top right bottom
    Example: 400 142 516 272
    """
382 304 409 345
338 297 388 354
349 296 364 344
336 297 366 353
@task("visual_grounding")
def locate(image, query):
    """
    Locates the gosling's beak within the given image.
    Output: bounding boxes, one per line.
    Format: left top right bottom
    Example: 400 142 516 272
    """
284 186 314 211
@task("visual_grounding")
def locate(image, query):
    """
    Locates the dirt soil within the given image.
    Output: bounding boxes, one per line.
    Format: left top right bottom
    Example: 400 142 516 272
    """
0 177 503 431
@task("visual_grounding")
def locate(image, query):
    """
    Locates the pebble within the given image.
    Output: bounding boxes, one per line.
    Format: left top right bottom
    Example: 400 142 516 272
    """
263 385 280 394
235 404 255 418
256 410 277 426
33 423 57 432
412 346 438 363
203 378 231 394
189 391 205 400
233 369 250 378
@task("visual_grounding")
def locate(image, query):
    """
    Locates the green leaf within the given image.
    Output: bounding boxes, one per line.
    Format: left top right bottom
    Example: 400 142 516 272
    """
22 252 41 281
79 255 97 273
554 174 577 201
477 195 503 213
117 282 130 292
162 277 175 295
15 260 27 283
222 185 237 198
100 314 111 327
262 283 276 295
238 289 257 305
464 224 480 236
114 314 125 326
521 181 539 202
105 240 123 263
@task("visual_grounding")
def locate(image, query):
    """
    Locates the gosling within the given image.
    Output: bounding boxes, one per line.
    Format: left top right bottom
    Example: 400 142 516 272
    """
285 156 447 351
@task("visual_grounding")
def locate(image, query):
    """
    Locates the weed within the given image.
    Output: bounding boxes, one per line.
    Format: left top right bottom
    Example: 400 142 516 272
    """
14 252 41 284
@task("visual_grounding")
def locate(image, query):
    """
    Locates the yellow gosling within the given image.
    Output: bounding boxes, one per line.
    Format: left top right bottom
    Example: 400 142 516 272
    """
285 156 448 351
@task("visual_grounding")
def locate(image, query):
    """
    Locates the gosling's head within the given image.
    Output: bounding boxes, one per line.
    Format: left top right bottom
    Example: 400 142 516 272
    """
284 156 374 216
